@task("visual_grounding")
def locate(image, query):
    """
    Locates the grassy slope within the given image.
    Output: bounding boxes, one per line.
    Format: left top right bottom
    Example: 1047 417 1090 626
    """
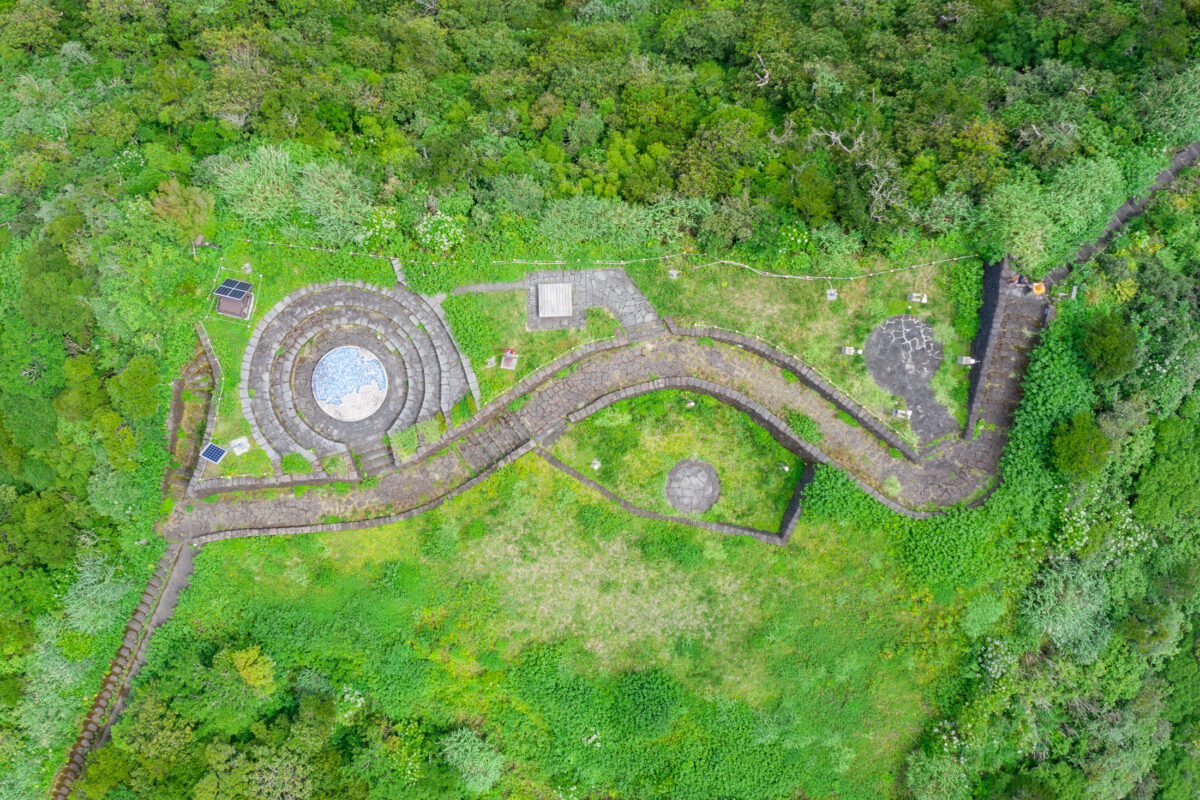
141 454 962 799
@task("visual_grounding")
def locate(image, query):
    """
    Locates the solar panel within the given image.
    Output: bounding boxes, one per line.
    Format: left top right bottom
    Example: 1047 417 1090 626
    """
213 278 253 300
200 443 227 463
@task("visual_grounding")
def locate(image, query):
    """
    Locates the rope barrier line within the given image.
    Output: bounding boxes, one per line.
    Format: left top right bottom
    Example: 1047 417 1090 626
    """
685 253 979 282
230 237 978 284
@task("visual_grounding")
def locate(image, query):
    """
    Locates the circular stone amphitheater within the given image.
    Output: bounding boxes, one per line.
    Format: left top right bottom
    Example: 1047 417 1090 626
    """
665 458 721 513
240 281 470 471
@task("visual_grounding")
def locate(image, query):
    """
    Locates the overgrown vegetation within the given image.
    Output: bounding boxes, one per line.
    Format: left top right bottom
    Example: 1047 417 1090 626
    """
552 390 802 529
1 0 1198 797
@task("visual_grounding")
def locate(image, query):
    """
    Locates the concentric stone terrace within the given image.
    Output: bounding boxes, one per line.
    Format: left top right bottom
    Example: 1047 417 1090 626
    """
240 281 470 471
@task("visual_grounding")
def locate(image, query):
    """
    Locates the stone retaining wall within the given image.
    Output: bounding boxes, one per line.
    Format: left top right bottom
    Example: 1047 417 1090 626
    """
185 324 226 497
536 451 787 546
963 257 1008 439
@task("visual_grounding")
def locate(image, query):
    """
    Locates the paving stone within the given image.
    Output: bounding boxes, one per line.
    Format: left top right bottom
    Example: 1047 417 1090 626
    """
665 459 721 513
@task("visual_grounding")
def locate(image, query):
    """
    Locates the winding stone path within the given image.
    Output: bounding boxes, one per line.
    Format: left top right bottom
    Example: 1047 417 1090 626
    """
163 329 1009 543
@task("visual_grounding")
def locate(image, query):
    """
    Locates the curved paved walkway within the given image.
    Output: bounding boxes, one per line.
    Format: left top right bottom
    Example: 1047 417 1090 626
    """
163 329 1006 542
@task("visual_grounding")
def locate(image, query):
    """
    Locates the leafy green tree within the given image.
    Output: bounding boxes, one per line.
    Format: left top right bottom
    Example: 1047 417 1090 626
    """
53 357 107 423
152 179 214 242
1081 311 1139 383
3 491 78 569
107 354 160 421
1133 417 1200 528
111 689 195 792
1051 411 1110 481
0 0 63 54
347 718 427 797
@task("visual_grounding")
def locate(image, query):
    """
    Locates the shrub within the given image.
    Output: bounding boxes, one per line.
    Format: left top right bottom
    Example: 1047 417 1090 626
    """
296 160 373 243
439 728 503 794
1051 411 1111 481
1019 559 1112 664
204 145 299 226
62 554 134 635
905 751 971 800
607 668 681 737
1081 311 1139 383
784 410 823 443
280 452 313 475
415 211 465 253
959 594 1006 638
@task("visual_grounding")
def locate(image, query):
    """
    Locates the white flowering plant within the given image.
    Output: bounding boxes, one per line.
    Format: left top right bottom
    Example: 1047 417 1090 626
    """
415 211 466 253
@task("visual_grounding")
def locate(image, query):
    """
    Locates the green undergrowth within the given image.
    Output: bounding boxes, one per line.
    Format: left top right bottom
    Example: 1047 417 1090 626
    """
552 390 802 530
112 454 964 800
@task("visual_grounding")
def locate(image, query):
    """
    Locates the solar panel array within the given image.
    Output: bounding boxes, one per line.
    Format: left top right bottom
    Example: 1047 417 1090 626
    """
200 443 227 463
213 278 253 300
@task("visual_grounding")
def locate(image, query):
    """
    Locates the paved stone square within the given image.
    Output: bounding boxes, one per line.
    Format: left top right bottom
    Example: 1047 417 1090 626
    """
863 315 959 444
665 458 721 513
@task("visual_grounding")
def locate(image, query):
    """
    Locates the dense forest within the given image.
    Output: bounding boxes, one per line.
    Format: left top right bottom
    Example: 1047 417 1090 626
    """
1 0 1200 798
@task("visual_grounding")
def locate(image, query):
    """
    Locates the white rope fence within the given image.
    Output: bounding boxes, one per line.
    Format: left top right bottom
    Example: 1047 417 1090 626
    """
229 237 978 283
685 253 979 282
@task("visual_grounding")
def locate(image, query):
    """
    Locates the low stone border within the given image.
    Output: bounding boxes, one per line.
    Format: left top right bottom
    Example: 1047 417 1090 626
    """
536 450 786 546
665 321 921 461
189 441 537 544
187 471 349 499
561 374 932 520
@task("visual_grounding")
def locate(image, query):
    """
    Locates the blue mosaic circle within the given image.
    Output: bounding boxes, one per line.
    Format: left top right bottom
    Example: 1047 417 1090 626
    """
311 345 388 422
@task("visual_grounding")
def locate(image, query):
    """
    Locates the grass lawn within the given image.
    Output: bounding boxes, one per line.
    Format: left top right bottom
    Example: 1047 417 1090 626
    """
551 390 802 530
140 454 964 800
627 253 976 431
442 290 619 402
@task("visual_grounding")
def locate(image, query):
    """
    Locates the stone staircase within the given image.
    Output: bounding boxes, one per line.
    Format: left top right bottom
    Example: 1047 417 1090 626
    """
48 543 192 799
964 260 1050 434
354 438 395 477
164 345 215 496
458 410 532 472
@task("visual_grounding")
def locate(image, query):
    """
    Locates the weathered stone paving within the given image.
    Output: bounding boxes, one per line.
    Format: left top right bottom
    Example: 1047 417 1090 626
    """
665 459 721 513
863 315 959 444
240 281 469 472
163 332 1008 542
523 268 663 334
